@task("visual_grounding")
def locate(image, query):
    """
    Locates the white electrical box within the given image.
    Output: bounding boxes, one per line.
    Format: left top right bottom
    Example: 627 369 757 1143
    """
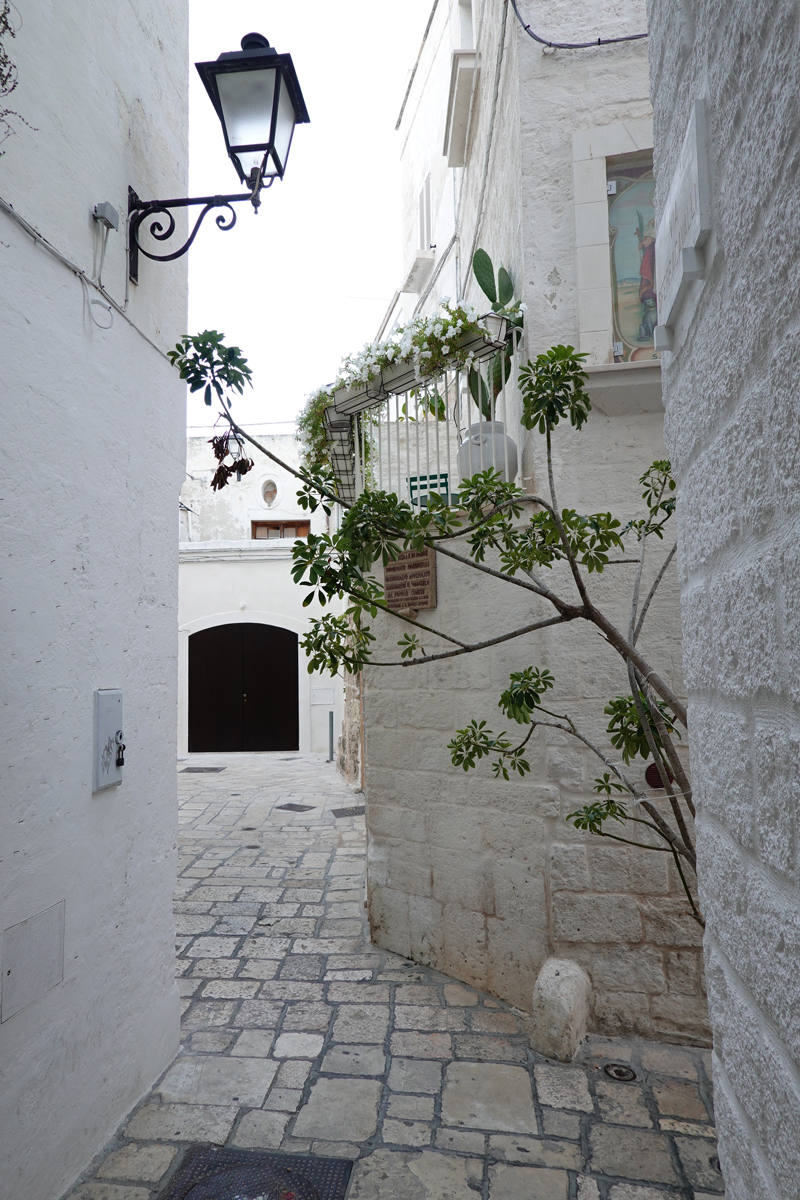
93 689 124 792
311 687 335 706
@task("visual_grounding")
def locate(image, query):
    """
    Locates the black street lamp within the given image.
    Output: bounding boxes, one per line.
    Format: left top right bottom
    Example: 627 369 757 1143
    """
128 33 309 281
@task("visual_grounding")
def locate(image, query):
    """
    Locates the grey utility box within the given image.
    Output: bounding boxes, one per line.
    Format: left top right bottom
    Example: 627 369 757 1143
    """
93 688 124 792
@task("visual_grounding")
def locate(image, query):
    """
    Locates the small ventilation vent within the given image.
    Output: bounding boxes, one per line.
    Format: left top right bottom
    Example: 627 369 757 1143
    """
332 805 366 818
181 767 226 773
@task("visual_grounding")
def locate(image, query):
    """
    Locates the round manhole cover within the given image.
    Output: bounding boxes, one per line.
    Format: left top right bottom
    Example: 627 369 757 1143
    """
604 1062 637 1082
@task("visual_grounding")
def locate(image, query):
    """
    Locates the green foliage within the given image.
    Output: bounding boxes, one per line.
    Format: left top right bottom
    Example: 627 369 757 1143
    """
604 693 679 765
468 250 524 419
567 795 629 834
448 720 531 781
295 464 339 516
518 345 591 433
593 772 630 798
168 330 252 407
472 249 497 304
300 612 375 676
402 388 447 422
296 388 335 475
397 631 425 659
498 667 555 723
567 775 630 835
498 266 514 307
458 490 625 576
457 470 525 522
635 459 677 538
558 509 625 572
448 664 558 778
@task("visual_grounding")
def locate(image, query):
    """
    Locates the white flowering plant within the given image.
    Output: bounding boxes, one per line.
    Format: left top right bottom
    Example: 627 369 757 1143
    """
296 301 487 479
298 249 525 464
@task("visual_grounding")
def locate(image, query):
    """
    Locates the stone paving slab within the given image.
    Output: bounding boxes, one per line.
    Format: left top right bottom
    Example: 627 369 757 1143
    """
64 754 724 1200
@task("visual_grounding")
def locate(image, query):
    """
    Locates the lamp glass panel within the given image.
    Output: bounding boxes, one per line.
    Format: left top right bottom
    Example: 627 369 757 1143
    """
235 147 276 179
217 67 277 151
272 76 297 171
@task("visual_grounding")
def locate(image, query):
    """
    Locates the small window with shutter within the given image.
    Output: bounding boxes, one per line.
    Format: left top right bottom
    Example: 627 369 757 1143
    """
252 521 309 540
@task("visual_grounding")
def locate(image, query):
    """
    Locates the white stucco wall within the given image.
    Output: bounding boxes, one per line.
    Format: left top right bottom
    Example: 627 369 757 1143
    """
179 435 343 758
649 0 800 1194
364 0 707 1040
0 3 187 1197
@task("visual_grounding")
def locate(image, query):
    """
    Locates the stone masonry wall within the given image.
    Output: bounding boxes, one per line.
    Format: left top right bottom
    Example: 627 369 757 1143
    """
339 671 363 787
364 407 707 1041
649 1 800 1196
365 0 709 1043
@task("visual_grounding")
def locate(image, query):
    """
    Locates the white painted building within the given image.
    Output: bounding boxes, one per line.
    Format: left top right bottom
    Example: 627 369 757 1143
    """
359 0 709 1042
649 0 800 1194
0 1 187 1196
179 430 343 759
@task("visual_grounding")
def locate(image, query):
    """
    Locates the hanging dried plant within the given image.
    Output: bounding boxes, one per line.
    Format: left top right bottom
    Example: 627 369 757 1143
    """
209 432 254 490
0 2 34 153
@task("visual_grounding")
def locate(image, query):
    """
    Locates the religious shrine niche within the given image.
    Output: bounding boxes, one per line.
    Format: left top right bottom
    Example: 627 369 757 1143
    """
607 150 661 363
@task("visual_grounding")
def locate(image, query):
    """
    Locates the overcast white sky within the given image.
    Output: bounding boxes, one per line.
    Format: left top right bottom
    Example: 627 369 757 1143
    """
187 1 432 430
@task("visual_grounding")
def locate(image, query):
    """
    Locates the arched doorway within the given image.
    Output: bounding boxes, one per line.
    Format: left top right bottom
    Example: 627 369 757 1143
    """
188 623 299 752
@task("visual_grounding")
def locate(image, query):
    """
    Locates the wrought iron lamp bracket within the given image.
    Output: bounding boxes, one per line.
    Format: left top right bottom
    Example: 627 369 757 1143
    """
128 173 273 282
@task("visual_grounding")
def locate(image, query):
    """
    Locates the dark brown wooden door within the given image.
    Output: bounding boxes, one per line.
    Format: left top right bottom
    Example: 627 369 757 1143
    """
188 623 299 752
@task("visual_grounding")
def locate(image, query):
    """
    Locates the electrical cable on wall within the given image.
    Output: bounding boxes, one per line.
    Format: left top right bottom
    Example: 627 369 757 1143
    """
510 0 647 48
0 194 168 358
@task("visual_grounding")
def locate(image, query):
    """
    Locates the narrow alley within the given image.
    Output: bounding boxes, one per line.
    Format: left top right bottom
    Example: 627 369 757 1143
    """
68 755 724 1200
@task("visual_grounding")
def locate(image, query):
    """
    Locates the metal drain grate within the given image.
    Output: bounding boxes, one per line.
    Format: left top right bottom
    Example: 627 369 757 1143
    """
157 1146 353 1200
332 805 366 818
276 803 315 812
604 1062 637 1082
181 767 226 773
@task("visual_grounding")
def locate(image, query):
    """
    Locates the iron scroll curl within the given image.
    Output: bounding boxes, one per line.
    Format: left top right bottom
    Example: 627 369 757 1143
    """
131 199 238 264
127 179 274 282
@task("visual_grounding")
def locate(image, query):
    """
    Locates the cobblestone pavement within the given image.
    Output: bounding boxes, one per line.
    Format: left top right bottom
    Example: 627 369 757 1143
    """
68 754 724 1200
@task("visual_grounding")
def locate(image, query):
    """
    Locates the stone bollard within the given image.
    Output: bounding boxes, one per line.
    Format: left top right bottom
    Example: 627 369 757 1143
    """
529 957 591 1061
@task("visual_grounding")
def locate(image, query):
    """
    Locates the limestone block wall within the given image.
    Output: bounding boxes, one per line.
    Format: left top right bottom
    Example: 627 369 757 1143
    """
338 672 364 787
649 0 800 1194
365 409 707 1041
0 2 187 1196
365 0 708 1042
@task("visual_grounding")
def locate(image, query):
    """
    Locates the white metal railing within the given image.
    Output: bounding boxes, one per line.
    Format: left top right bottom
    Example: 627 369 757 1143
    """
348 337 522 507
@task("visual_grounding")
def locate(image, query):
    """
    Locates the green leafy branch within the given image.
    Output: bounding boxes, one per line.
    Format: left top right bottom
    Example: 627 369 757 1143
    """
469 249 525 418
519 344 591 433
168 330 253 408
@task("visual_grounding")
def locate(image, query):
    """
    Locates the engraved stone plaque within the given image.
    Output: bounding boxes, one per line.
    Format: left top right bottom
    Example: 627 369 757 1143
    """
384 547 437 612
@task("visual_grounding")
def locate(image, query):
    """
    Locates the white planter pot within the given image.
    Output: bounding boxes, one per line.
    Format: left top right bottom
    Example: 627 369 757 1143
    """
332 329 505 416
457 421 518 483
333 359 418 416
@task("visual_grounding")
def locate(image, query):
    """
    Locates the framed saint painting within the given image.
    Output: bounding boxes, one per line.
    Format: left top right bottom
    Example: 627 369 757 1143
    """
607 151 661 363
